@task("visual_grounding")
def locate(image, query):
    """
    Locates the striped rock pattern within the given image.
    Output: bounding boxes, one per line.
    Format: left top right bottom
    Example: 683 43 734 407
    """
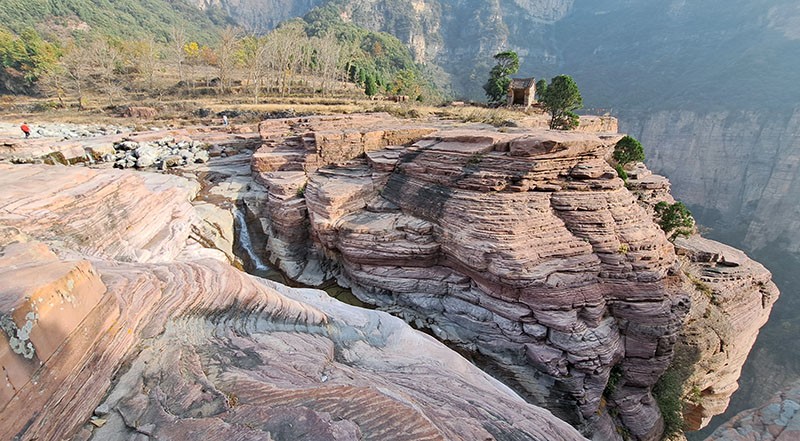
0 164 586 441
250 115 778 440
672 237 779 431
704 381 800 441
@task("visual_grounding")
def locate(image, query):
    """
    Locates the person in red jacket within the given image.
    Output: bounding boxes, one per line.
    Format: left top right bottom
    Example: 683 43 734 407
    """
20 123 30 138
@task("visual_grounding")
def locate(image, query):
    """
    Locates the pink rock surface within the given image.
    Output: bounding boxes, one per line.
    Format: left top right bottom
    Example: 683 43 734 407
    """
249 115 779 440
673 236 779 430
250 118 689 440
705 381 800 441
0 163 586 441
0 164 199 262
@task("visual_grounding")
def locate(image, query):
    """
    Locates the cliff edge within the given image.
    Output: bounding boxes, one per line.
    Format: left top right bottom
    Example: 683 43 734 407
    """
0 163 586 441
247 114 779 440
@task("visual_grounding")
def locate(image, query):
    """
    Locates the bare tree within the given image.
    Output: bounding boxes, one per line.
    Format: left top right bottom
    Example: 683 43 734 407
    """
240 35 270 104
311 33 342 96
37 63 68 108
215 26 243 94
266 23 308 96
85 39 123 106
125 37 160 92
168 27 187 86
49 42 93 109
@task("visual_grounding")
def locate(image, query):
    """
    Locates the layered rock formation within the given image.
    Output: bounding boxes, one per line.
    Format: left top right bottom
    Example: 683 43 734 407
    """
0 162 587 441
705 381 800 441
668 237 779 431
251 115 671 439
248 113 779 440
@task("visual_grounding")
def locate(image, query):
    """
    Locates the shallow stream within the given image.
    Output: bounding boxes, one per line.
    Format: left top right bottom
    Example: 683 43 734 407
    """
232 206 368 308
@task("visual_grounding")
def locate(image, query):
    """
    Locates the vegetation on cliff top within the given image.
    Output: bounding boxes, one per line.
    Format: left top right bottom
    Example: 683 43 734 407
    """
0 2 440 104
540 74 583 130
483 50 519 107
655 201 695 240
613 135 645 166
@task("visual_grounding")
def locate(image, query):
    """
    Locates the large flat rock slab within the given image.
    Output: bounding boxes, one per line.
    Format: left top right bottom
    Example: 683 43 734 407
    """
0 151 586 441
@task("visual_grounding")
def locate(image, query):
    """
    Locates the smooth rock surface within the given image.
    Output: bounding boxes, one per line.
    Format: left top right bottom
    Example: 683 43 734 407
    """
0 163 587 441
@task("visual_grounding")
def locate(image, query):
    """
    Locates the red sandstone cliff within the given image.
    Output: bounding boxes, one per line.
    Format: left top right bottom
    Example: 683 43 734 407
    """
0 163 586 441
248 114 779 440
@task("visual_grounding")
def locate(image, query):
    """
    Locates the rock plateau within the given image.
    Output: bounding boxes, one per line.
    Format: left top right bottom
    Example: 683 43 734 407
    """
246 113 779 440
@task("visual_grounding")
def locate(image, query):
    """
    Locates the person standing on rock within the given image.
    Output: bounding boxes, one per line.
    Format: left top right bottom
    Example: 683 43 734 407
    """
20 122 30 138
222 115 229 127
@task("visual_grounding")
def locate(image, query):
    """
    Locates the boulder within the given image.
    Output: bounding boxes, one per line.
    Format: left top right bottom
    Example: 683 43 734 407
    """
123 106 158 119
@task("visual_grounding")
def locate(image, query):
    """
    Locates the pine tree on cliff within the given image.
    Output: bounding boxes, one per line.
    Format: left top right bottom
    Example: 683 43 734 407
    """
541 75 583 130
483 50 519 107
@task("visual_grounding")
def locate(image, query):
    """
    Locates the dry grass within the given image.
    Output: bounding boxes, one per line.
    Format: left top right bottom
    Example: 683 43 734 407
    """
0 88 552 130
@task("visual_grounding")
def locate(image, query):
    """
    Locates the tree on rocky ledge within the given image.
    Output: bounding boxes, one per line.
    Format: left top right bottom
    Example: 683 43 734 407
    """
483 50 519 107
654 201 695 240
540 75 583 130
613 135 645 166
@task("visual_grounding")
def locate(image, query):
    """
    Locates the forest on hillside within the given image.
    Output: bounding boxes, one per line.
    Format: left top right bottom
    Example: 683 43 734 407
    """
0 3 440 107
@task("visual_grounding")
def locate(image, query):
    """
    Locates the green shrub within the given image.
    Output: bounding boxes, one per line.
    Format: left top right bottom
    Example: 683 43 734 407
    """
604 364 624 397
615 163 628 181
613 135 645 166
653 366 685 437
654 201 694 240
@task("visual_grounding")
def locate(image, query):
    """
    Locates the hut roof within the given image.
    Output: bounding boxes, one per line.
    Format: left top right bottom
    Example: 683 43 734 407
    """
509 77 535 89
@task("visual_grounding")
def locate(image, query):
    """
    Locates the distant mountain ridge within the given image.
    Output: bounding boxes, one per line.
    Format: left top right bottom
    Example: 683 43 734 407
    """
0 0 229 41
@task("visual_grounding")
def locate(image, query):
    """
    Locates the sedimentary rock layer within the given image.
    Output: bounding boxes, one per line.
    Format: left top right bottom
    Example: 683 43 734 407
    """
249 114 779 440
672 237 779 431
250 115 688 440
0 163 586 441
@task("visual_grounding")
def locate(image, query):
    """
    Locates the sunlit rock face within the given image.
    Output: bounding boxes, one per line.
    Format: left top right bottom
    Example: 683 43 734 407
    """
0 163 587 441
249 114 694 440
248 113 780 440
667 237 779 431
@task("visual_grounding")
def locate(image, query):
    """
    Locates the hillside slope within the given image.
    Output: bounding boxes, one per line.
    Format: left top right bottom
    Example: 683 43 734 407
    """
0 0 228 41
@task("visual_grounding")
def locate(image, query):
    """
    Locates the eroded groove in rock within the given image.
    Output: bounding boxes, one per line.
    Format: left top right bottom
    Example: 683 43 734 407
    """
0 162 587 441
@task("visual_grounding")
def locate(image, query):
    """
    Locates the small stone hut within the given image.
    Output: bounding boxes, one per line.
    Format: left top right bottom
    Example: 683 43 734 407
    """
507 77 536 107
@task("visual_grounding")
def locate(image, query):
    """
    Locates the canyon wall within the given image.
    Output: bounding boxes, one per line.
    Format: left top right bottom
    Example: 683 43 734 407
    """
248 114 778 440
0 162 586 441
621 110 800 256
